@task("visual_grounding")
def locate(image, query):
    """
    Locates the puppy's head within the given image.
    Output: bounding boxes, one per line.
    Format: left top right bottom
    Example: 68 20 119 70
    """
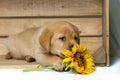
39 21 80 58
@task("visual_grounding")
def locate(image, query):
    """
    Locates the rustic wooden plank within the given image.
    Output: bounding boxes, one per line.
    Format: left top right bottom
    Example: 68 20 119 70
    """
103 0 109 66
0 38 8 55
93 46 106 63
0 18 102 36
105 0 109 66
105 0 109 36
106 37 109 66
0 55 38 68
95 63 106 66
0 0 102 17
81 37 102 55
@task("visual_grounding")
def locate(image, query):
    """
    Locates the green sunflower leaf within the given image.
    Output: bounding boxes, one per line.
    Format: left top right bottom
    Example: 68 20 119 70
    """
63 62 70 66
63 62 70 70
70 67 79 74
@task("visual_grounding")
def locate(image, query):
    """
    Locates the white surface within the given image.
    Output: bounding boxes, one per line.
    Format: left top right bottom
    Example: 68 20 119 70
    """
0 56 120 80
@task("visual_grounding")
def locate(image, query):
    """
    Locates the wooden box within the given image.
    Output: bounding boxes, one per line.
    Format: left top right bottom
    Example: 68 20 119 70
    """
0 0 109 68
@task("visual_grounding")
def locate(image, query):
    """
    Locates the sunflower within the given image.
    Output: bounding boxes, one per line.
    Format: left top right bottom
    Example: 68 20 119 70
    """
62 45 95 74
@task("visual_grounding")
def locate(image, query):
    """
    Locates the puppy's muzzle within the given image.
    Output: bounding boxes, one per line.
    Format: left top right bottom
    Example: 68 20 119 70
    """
69 44 74 51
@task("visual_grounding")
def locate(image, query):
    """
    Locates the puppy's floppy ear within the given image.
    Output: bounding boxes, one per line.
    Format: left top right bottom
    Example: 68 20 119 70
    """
39 28 53 52
79 31 81 34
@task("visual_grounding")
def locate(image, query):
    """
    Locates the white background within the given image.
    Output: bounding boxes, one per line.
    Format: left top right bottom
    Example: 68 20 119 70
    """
0 56 120 80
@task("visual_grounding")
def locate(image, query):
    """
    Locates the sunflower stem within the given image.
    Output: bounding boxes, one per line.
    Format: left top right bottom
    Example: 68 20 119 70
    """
23 66 54 72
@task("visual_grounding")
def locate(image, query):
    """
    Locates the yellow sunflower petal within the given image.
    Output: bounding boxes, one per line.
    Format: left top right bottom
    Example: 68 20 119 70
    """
75 66 84 73
83 50 92 58
69 61 78 67
77 45 87 52
62 57 73 63
72 45 77 54
81 49 95 74
84 55 92 59
81 68 95 74
69 61 84 74
62 50 73 57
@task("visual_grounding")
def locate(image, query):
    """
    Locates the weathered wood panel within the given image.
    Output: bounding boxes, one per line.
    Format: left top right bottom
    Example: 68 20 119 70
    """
81 37 102 54
0 38 8 55
106 36 109 66
0 0 102 17
0 55 38 68
103 0 109 66
0 18 102 36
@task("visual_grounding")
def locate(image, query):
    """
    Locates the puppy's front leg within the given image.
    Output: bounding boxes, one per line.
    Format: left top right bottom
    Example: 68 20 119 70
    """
35 53 65 71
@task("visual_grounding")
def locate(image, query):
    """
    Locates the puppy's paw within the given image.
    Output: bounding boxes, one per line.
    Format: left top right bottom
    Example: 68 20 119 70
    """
25 55 35 62
52 57 65 71
5 52 12 59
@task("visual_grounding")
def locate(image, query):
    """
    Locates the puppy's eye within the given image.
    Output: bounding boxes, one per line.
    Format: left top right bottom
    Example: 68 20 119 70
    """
74 36 78 40
59 36 66 41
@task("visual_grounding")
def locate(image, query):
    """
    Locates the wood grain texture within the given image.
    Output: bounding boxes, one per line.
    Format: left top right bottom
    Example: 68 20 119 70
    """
0 0 102 17
0 55 38 68
0 38 8 55
81 37 102 55
105 0 109 36
93 46 106 63
106 37 109 66
0 18 102 36
104 0 109 66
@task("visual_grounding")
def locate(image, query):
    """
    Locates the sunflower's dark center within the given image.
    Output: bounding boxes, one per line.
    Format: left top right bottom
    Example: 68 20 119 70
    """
73 52 84 66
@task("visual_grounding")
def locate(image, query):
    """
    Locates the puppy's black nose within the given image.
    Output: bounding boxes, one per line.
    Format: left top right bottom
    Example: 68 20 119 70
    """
69 44 74 50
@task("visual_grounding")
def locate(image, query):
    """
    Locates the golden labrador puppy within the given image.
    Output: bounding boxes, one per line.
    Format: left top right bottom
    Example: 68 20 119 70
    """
5 21 80 71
